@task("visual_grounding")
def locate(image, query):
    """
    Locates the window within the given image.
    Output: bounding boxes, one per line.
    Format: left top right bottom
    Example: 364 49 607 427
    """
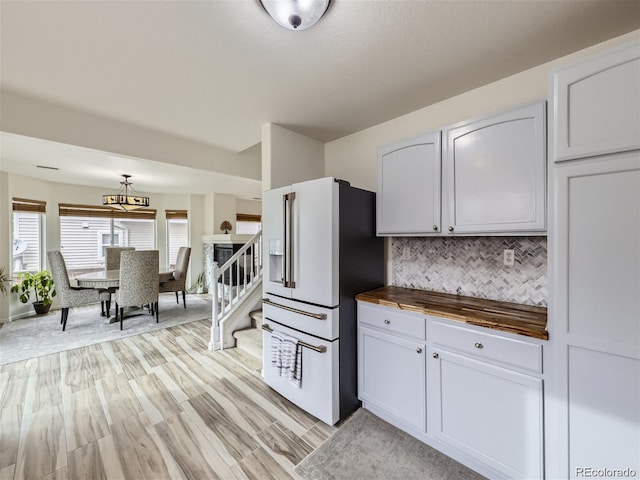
166 210 189 268
12 198 46 274
97 230 122 259
236 213 261 235
59 204 156 277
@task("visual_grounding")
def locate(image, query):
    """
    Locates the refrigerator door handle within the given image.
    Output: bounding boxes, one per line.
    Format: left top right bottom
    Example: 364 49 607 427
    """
262 298 327 320
285 191 296 288
262 324 327 353
282 192 289 286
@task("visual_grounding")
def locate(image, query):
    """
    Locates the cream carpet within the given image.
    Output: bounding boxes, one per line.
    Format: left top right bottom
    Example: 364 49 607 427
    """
295 408 487 480
0 293 212 365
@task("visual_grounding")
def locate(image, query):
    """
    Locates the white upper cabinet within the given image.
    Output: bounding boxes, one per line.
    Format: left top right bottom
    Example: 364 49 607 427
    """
444 102 547 234
377 131 441 235
376 101 546 236
552 41 640 162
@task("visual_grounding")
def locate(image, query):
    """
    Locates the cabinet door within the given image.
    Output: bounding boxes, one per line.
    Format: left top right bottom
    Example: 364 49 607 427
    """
553 40 640 162
445 102 546 234
428 349 543 479
358 326 426 430
551 152 640 478
377 131 441 235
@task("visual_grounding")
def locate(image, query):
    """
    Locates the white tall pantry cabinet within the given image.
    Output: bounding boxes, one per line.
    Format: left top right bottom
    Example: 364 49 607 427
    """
547 40 640 479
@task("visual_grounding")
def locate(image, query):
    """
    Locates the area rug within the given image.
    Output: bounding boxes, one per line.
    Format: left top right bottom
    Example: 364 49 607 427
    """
294 408 486 480
0 294 212 365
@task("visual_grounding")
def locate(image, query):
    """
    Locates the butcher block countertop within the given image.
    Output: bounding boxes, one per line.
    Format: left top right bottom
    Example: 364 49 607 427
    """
356 286 548 340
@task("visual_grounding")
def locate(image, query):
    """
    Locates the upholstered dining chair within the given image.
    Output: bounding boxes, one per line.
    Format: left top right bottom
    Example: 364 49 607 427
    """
105 247 135 271
114 250 159 330
159 246 191 308
47 251 112 331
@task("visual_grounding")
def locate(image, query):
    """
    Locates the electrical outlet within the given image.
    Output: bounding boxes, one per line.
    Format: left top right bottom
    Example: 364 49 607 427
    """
402 246 411 260
503 249 515 267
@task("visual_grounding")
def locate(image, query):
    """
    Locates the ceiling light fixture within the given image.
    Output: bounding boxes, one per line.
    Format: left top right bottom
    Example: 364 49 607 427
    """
259 0 330 31
102 174 149 211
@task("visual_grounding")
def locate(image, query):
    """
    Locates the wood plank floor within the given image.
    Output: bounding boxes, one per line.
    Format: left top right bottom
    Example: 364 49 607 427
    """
0 320 335 480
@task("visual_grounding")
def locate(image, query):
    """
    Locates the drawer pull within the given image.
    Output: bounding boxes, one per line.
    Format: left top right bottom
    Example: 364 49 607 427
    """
416 347 422 354
262 324 327 353
474 342 484 349
384 319 391 325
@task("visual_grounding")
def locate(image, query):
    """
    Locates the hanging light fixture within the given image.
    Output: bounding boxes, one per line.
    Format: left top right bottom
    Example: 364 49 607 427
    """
102 174 149 211
259 0 331 31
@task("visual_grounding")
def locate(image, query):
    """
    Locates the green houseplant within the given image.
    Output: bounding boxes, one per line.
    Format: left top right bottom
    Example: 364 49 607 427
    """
195 271 207 294
0 266 10 296
11 270 57 314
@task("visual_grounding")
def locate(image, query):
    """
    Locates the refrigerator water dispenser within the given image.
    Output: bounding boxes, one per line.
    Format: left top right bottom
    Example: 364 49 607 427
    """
269 239 284 283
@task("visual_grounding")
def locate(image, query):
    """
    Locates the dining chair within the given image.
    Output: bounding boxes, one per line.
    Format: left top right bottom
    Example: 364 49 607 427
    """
47 251 112 331
114 250 159 330
105 247 135 271
159 246 191 308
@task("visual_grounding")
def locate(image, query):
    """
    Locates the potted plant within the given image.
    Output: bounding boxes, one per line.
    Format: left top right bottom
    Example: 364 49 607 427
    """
11 270 57 315
195 271 207 294
0 266 11 297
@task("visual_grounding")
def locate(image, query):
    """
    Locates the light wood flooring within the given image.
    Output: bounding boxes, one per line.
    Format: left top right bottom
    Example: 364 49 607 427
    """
0 319 335 480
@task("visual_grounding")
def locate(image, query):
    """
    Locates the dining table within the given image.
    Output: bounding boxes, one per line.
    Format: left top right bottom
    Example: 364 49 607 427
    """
75 269 174 323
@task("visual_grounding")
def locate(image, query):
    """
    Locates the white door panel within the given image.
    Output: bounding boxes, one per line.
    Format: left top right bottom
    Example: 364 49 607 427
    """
291 177 339 307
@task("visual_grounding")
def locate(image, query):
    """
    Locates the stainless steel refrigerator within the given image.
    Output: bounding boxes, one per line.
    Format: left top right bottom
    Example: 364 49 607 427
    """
262 177 384 425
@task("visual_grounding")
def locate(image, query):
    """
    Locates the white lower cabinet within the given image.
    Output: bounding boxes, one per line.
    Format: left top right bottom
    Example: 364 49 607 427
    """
357 302 426 431
358 327 426 430
357 301 545 479
427 348 543 479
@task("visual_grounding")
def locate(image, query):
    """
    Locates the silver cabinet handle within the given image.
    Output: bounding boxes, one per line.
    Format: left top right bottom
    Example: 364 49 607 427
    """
432 225 438 231
474 342 483 349
416 347 422 354
448 226 454 232
384 319 391 325
432 352 439 359
262 298 327 320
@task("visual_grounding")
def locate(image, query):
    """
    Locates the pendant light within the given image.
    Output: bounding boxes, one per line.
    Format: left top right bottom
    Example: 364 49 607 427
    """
102 174 150 211
259 0 331 31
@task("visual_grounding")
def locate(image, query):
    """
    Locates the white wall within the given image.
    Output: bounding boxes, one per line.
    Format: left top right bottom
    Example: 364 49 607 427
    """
236 199 261 216
0 172 10 322
261 123 325 190
325 30 640 191
1 173 204 320
0 90 261 181
188 193 205 286
213 194 236 233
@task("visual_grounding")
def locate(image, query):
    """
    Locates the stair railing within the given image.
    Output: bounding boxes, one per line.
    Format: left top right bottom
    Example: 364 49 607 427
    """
210 230 262 350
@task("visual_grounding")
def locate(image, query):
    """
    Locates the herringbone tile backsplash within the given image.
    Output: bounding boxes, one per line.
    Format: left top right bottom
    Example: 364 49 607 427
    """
391 236 547 307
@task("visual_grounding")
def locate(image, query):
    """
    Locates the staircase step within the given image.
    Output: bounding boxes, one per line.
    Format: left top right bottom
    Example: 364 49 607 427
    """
249 309 263 328
233 327 263 361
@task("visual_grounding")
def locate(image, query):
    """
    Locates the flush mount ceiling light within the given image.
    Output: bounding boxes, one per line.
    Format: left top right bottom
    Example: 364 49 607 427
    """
259 0 331 31
102 174 149 211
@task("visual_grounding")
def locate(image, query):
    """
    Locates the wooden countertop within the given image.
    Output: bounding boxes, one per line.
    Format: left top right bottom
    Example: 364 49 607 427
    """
356 286 548 340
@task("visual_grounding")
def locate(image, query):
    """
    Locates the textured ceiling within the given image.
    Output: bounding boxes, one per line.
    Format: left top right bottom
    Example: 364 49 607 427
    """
0 0 639 193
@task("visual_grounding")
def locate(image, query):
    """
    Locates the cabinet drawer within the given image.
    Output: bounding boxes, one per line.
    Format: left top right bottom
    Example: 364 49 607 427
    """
358 302 425 340
431 320 542 373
